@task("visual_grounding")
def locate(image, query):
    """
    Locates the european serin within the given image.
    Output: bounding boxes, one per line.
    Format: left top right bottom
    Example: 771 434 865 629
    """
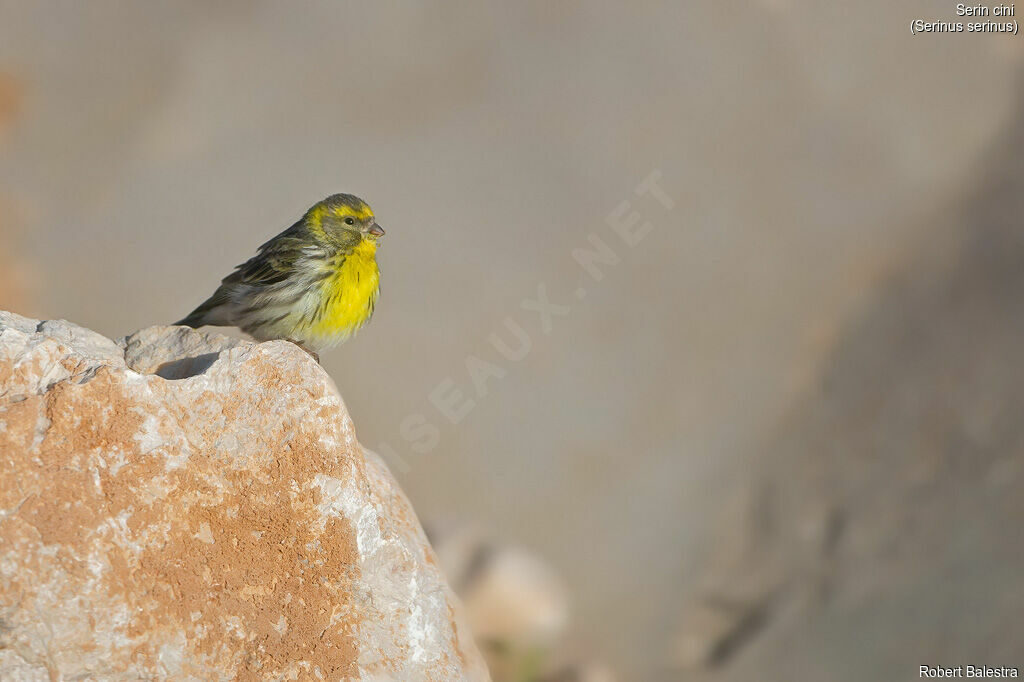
176 193 384 360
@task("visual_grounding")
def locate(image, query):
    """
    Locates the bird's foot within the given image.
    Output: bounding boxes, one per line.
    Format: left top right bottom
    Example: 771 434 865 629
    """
287 340 320 364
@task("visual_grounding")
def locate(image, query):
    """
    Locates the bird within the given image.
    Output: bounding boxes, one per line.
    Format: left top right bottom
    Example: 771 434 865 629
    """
176 193 384 362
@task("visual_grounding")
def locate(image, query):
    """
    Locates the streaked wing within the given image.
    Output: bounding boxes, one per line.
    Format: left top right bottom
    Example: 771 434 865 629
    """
223 222 315 288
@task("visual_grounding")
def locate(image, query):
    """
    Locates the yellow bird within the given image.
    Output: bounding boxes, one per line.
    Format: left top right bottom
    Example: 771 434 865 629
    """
176 194 384 360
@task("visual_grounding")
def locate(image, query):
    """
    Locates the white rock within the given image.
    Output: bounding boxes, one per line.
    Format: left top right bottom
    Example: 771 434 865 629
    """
0 313 490 681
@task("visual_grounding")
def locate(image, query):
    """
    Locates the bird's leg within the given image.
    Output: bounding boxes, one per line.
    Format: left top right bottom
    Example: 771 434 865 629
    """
287 340 320 364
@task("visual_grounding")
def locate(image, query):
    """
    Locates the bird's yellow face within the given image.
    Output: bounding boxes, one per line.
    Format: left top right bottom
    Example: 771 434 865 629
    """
308 194 385 246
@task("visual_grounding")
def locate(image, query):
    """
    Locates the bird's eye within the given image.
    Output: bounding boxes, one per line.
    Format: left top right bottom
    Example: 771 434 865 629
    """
344 217 355 225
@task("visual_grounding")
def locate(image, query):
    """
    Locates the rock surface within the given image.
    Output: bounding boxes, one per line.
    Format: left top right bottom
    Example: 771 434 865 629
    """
0 312 489 681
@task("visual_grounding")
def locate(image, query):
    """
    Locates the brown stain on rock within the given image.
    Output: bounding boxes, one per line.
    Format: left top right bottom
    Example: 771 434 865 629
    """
129 489 359 680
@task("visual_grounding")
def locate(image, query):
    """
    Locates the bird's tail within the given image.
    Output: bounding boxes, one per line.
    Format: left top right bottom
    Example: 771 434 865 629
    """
174 288 231 328
174 310 205 328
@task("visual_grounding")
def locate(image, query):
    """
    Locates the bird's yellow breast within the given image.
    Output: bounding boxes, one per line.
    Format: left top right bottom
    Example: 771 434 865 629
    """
310 239 380 341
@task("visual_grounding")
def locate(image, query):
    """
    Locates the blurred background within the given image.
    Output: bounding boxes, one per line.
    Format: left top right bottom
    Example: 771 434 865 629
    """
3 2 1024 680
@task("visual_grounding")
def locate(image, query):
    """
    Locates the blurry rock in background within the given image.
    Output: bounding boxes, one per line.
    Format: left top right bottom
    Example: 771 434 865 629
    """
668 87 1024 681
0 74 18 134
427 522 614 682
0 201 32 314
0 72 31 314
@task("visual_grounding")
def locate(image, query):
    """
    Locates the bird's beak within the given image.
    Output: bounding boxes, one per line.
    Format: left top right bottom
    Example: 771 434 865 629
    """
368 222 385 238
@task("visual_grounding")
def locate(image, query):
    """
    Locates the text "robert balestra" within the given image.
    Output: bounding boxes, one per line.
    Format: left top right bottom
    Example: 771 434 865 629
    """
921 666 1019 678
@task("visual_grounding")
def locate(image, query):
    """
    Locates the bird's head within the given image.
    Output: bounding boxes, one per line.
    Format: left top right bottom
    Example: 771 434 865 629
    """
307 193 385 246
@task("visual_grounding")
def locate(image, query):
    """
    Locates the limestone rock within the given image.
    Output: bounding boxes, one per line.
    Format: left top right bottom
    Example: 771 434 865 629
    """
0 311 490 681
